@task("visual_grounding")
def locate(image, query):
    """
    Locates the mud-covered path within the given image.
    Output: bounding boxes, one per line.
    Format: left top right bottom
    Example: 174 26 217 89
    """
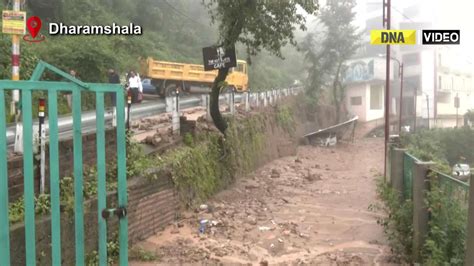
131 136 395 265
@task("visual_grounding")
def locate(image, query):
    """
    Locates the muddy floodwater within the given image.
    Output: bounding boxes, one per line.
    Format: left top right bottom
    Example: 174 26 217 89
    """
131 132 396 265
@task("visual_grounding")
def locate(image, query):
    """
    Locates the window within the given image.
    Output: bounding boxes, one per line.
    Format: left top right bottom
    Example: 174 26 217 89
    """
350 96 362 106
370 85 383 110
438 76 442 90
236 62 245 73
402 53 420 66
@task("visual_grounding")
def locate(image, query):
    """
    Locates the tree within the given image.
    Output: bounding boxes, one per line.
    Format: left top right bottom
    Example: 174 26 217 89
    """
203 0 318 134
303 0 360 122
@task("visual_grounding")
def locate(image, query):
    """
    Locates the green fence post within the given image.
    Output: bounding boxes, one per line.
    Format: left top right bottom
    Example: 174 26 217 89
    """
412 161 434 263
465 174 474 265
0 89 11 265
115 89 129 266
390 148 407 201
22 89 37 266
48 90 61 265
96 92 108 265
72 88 85 266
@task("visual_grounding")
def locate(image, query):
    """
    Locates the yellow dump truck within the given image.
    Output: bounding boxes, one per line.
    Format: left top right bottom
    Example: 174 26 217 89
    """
140 57 249 97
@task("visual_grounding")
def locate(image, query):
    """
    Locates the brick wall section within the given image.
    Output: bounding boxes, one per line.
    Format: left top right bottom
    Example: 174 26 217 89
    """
7 129 117 201
128 172 178 243
9 173 177 265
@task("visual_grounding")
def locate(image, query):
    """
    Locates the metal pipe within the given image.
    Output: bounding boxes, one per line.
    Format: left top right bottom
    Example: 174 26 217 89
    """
414 87 417 133
384 0 391 178
38 98 46 194
399 63 404 133
426 94 430 129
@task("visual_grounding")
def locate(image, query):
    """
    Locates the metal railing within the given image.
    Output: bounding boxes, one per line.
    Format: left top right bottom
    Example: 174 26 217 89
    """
6 87 302 148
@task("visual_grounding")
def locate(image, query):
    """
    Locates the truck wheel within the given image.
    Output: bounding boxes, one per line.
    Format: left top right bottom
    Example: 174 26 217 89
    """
165 84 178 97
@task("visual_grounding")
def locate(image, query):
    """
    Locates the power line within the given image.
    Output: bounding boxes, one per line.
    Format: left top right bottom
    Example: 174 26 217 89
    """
160 0 211 29
390 6 473 65
392 6 415 23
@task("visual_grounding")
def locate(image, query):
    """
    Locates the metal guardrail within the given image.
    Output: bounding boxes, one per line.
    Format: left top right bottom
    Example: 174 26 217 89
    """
6 87 300 147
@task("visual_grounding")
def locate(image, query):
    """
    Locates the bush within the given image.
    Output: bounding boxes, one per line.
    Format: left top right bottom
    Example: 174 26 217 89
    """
402 127 474 167
372 177 413 262
422 175 468 265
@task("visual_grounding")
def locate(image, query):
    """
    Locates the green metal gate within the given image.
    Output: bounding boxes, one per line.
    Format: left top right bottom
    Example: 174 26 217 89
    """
0 61 128 265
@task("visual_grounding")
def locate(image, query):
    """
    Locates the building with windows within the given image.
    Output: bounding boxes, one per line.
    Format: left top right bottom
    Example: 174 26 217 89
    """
344 57 394 122
398 7 474 128
346 0 474 128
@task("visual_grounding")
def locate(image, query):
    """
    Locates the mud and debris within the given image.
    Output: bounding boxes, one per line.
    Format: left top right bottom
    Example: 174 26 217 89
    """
131 133 396 265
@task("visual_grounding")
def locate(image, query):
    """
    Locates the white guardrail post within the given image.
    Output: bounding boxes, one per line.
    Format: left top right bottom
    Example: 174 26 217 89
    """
201 94 212 121
244 92 249 112
230 88 235 115
165 96 173 113
171 95 180 135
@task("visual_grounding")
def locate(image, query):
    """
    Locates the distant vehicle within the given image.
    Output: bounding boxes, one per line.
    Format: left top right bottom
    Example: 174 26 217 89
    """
452 163 471 181
140 57 249 97
141 78 157 94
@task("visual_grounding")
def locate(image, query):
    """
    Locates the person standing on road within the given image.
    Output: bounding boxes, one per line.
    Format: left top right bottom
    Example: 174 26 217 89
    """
127 71 143 103
108 69 120 107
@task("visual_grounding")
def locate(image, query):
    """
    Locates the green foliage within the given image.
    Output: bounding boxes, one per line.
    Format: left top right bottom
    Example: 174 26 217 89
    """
129 247 158 262
183 132 195 147
164 139 228 205
8 196 25 224
275 105 295 135
302 0 361 108
422 176 468 265
465 109 474 125
204 0 317 56
151 114 268 207
8 194 51 224
203 0 317 133
371 177 413 262
402 127 474 167
85 235 120 266
126 134 153 178
224 116 266 176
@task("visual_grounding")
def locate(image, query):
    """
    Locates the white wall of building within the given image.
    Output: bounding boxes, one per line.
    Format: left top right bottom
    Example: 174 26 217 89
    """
346 82 385 122
346 83 368 121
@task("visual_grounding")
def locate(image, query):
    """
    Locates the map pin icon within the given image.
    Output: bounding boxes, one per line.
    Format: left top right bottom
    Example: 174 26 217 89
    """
26 16 42 38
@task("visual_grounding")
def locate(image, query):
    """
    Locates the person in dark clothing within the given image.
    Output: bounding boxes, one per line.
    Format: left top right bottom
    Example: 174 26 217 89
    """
108 69 120 106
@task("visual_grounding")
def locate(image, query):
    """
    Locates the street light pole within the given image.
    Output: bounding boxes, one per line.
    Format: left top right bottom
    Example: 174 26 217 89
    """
398 63 404 133
414 87 417 133
383 0 391 178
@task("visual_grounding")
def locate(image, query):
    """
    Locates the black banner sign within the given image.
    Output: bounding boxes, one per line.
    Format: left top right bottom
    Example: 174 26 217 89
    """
202 45 237 71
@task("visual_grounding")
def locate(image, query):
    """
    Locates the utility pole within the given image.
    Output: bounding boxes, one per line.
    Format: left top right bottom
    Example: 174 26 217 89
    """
383 0 391 178
426 94 430 129
414 87 417 133
11 0 21 116
398 63 404 133
455 93 460 127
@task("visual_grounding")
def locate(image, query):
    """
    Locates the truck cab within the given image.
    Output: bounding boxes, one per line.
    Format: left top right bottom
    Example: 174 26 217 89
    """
226 60 248 92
